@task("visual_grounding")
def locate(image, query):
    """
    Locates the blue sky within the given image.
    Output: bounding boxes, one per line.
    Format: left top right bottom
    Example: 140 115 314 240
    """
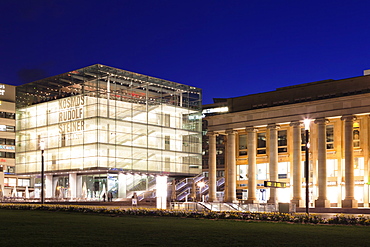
1 0 370 104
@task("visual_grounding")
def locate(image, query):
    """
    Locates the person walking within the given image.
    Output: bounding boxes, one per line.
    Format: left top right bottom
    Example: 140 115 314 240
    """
132 192 138 206
108 191 113 202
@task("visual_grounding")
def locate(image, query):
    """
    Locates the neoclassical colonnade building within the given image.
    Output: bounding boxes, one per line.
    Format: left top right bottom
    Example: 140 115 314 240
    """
205 69 370 208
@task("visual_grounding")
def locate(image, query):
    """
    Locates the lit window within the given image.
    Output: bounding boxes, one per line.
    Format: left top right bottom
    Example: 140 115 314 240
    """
353 122 360 148
257 133 266 155
278 130 287 153
238 134 247 156
326 125 334 149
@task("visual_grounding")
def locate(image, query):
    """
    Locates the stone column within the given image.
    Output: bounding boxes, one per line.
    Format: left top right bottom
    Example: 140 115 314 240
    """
267 124 279 204
246 127 258 204
341 115 358 208
314 118 330 208
290 121 303 207
207 131 218 202
225 129 237 203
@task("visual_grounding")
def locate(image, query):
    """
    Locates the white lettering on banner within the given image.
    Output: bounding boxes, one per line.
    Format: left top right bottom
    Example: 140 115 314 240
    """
0 84 5 95
58 95 85 135
0 145 15 150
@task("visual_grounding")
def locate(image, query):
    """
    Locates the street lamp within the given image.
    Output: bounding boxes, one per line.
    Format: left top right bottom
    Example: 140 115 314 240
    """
40 140 45 204
197 181 205 202
303 119 310 215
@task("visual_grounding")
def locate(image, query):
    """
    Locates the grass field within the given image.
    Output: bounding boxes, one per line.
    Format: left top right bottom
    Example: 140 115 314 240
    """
0 209 370 246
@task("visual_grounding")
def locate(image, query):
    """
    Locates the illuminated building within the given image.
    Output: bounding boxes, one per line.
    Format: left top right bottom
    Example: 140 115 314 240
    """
206 69 370 208
0 84 18 197
15 64 202 201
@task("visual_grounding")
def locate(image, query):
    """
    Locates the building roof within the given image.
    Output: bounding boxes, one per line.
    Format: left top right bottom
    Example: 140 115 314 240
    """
226 74 370 113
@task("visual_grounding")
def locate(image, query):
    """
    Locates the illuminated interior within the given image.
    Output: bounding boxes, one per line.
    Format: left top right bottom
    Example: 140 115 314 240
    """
15 64 202 199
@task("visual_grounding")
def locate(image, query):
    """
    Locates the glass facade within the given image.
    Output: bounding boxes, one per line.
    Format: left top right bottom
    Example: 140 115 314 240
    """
15 64 202 199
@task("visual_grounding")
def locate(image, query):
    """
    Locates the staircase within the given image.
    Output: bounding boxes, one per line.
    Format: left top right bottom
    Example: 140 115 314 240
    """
173 175 225 202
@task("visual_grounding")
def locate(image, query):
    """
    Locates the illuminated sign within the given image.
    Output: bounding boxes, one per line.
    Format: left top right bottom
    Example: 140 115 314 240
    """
264 181 287 188
58 95 85 135
202 106 228 114
188 114 202 120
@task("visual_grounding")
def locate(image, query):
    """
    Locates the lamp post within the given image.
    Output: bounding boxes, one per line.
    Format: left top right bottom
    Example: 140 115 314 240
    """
40 140 45 204
303 119 310 215
197 181 205 202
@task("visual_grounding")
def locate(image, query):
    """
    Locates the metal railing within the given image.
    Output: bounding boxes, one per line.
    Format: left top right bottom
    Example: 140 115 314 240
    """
170 202 296 213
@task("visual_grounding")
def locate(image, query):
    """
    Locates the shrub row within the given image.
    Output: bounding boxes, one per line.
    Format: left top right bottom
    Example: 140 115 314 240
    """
1 203 370 226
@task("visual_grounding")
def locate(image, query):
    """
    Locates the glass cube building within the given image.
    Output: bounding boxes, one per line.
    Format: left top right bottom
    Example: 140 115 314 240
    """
15 64 202 200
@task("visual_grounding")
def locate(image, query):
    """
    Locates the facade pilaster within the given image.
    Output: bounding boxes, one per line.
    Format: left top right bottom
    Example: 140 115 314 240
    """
225 129 237 203
314 118 330 208
341 115 358 208
362 116 369 207
207 131 218 202
69 173 77 199
246 127 258 204
290 121 304 207
267 124 279 204
118 173 127 198
45 175 53 198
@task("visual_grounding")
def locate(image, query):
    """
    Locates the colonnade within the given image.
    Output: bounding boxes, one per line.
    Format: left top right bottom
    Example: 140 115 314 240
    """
207 115 359 208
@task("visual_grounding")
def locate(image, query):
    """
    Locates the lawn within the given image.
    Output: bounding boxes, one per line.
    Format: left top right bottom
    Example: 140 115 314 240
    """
0 209 369 246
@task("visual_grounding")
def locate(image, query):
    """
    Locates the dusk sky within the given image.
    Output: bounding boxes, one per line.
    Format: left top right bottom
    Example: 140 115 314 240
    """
1 1 370 104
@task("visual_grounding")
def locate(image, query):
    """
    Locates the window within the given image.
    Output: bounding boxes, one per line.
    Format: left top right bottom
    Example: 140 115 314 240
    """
164 157 170 171
163 114 170 127
353 122 360 148
0 112 15 119
238 164 248 180
0 152 15 158
6 166 15 174
18 178 30 187
0 138 15 145
257 163 267 180
165 136 170 150
216 136 224 145
326 125 334 149
217 158 225 167
257 132 266 154
217 170 225 177
354 157 364 176
327 159 337 177
278 162 289 179
301 128 306 151
239 134 247 156
6 139 15 145
61 133 66 147
0 125 15 132
278 130 287 153
5 178 16 186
